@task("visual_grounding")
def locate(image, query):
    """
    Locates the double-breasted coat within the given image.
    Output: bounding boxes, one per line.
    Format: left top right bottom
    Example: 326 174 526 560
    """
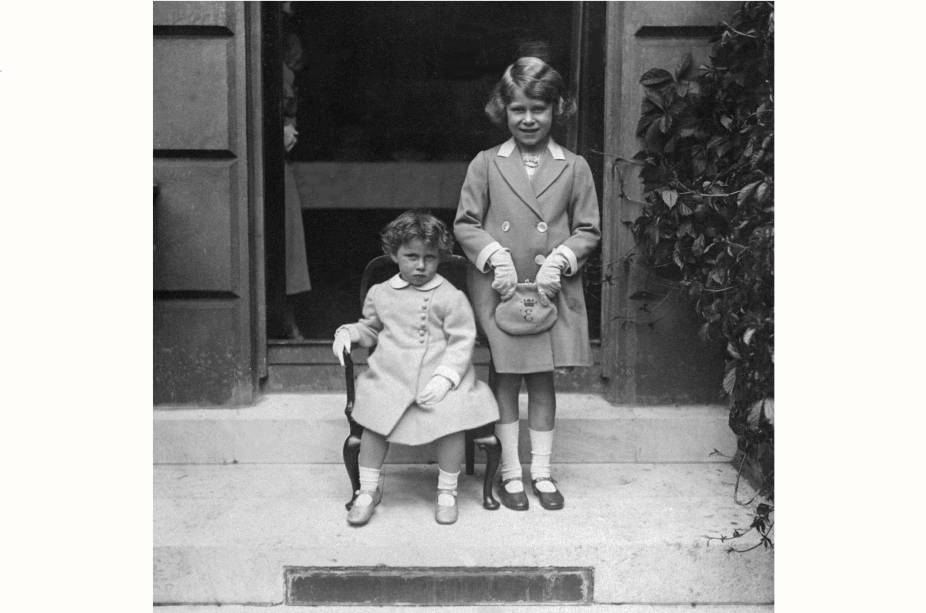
454 138 601 373
340 274 499 446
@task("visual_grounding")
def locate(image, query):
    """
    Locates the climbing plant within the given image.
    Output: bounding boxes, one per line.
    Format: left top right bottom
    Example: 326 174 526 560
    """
629 1 775 538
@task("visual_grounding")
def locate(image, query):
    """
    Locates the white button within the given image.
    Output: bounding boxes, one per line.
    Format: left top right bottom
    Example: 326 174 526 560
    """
536 222 548 233
534 254 546 265
501 221 511 232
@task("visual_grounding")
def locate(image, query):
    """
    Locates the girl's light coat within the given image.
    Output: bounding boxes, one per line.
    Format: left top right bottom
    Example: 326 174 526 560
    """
344 274 499 445
454 139 601 373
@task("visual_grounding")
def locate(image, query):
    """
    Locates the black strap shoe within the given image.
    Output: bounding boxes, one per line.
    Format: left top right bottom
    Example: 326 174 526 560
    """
498 478 529 510
531 477 564 510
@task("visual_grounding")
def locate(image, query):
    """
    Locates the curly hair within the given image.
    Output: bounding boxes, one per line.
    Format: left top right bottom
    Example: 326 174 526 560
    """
380 210 455 258
484 56 577 127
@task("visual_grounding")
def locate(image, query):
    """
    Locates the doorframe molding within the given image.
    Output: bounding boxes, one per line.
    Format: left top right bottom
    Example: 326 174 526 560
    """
600 1 637 403
246 1 267 382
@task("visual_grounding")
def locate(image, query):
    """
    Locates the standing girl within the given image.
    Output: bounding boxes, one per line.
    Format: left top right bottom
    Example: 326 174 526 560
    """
332 210 499 526
454 57 600 511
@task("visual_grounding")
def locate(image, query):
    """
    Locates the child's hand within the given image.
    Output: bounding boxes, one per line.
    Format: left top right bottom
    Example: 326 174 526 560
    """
283 123 299 153
536 250 569 304
416 375 453 408
489 249 518 301
332 328 352 366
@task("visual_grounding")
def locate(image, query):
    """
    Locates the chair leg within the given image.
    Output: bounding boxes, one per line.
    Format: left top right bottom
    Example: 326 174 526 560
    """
476 434 501 510
343 434 361 510
464 430 475 475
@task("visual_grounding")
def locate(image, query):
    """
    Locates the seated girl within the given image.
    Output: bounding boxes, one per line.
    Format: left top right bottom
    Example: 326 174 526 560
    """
333 210 499 526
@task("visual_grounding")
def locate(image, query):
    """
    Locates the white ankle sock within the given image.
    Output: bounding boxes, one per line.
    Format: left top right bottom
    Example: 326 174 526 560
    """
437 468 459 506
495 421 522 485
356 466 381 505
437 467 459 491
529 428 555 490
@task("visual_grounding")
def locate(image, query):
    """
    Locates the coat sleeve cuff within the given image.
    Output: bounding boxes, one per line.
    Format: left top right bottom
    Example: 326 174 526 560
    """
554 245 579 277
433 365 462 389
475 241 504 273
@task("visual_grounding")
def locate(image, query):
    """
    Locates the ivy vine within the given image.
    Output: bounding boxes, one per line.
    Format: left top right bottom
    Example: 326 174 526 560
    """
629 1 775 547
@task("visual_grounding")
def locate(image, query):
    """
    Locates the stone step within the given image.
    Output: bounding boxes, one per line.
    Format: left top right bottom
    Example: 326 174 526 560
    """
264 341 607 393
154 393 735 465
154 463 773 606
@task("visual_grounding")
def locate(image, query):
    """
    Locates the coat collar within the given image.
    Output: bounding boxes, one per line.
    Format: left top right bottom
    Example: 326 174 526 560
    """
388 273 445 291
495 138 569 219
497 137 565 160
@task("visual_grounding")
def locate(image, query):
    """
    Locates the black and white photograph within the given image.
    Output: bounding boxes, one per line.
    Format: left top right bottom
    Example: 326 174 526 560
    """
151 1 774 609
11 1 926 612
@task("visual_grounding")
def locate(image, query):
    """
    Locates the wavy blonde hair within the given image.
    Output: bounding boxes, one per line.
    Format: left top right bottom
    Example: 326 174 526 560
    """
484 57 576 127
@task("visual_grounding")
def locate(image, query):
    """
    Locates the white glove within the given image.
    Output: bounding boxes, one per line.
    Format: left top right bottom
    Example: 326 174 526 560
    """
488 249 518 301
535 250 569 305
416 375 453 409
332 328 352 367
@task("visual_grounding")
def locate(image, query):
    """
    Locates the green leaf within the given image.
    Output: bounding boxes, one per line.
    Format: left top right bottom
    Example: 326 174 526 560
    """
640 68 674 87
756 182 769 202
698 321 711 341
661 189 679 209
763 398 774 426
636 113 656 137
644 118 664 152
645 88 667 110
720 115 733 130
743 327 756 345
723 366 737 395
737 180 762 206
675 52 693 79
692 234 706 256
727 342 741 359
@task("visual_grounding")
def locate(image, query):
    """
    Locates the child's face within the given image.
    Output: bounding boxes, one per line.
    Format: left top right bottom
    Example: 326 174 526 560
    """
391 239 440 287
506 89 553 150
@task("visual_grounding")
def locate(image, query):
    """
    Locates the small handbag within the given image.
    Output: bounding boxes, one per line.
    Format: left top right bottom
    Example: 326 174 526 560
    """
494 283 558 336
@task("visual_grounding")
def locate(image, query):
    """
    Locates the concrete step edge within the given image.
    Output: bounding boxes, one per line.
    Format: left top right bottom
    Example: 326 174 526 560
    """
154 463 773 605
154 394 736 465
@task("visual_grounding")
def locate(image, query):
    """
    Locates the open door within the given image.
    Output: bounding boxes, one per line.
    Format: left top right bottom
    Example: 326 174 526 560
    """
153 2 264 405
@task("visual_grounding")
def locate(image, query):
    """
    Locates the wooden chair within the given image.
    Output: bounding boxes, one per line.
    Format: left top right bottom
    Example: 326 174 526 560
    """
342 254 501 510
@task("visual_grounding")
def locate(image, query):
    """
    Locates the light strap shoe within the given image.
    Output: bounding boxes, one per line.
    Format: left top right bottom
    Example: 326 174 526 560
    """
346 481 383 526
435 489 459 525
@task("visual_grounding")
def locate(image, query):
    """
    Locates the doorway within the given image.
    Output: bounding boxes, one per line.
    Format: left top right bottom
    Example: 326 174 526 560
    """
264 1 602 343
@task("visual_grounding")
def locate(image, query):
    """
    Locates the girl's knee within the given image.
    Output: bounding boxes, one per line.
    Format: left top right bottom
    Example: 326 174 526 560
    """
525 372 557 428
529 410 556 430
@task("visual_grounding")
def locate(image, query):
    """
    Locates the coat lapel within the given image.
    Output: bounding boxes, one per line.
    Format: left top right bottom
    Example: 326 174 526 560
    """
494 151 544 220
532 156 568 200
